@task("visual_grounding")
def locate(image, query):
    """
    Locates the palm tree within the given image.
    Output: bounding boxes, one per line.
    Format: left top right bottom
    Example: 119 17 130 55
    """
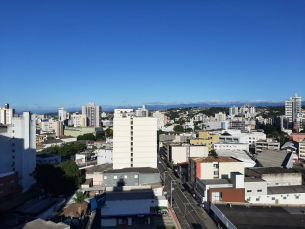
73 191 88 217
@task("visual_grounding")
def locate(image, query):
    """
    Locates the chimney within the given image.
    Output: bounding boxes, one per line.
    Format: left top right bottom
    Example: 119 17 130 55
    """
5 104 9 109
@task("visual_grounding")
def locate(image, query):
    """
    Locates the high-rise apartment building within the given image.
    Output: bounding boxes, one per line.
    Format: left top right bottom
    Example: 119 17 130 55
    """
82 102 101 127
58 107 69 123
229 106 239 116
113 109 157 169
70 112 87 127
285 94 302 128
215 112 226 121
0 103 15 125
135 105 149 117
153 111 165 130
0 112 36 191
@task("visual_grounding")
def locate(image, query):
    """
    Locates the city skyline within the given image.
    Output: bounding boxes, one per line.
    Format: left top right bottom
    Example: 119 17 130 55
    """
1 0 304 111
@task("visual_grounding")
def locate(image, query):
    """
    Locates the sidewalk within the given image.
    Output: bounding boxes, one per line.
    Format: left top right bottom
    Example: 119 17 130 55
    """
168 203 182 229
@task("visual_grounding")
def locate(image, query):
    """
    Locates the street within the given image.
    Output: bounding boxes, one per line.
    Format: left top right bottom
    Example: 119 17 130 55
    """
157 155 217 229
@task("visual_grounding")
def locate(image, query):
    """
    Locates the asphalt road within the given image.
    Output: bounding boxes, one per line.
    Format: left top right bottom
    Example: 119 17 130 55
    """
157 156 217 229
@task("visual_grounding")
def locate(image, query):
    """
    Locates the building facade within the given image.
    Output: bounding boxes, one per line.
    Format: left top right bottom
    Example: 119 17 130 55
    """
0 112 36 191
82 102 101 127
285 93 302 128
113 109 157 169
0 103 14 125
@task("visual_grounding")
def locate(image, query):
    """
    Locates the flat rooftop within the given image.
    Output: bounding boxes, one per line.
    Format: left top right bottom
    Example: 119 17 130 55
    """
244 177 266 183
245 167 297 177
191 157 239 163
200 179 230 185
268 185 305 195
85 164 113 174
214 203 305 229
104 167 159 174
106 189 155 201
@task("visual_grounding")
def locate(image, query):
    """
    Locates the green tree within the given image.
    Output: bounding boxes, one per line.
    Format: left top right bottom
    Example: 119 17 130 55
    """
263 124 277 136
77 133 96 141
58 161 82 193
105 128 113 137
209 150 218 157
73 191 89 217
174 125 184 132
169 161 174 168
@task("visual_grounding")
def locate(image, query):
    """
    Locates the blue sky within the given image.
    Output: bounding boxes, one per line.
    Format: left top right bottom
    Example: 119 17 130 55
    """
0 0 304 112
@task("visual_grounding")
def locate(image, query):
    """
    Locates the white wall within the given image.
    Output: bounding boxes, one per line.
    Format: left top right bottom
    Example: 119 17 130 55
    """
190 145 208 158
214 143 249 152
113 115 157 169
246 192 305 205
98 149 113 164
244 181 267 196
171 146 187 163
218 162 244 179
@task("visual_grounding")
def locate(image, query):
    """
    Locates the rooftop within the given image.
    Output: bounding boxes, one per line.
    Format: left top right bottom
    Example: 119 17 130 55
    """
84 164 113 174
256 150 292 167
214 203 305 229
60 202 88 218
245 167 297 177
244 177 266 183
191 157 239 163
104 167 159 174
106 189 155 201
42 139 63 144
215 150 255 166
14 219 69 229
200 179 230 185
267 185 305 195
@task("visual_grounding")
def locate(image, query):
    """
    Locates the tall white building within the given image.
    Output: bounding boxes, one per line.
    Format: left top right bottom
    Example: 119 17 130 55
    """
58 107 69 122
135 105 149 117
113 109 157 169
215 112 226 121
153 111 165 130
229 106 239 116
0 112 36 191
0 103 15 125
40 119 63 136
82 102 101 127
285 93 302 127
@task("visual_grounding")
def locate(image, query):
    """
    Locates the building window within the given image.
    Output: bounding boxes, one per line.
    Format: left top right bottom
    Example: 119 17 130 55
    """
131 153 133 157
130 175 134 178
134 175 138 178
256 198 259 201
114 176 117 180
12 143 14 146
104 176 107 179
212 192 222 202
213 164 218 169
283 197 287 199
131 158 133 161
131 164 133 167
272 197 275 200
296 196 299 199
131 142 133 146
124 175 127 179
247 190 252 193
214 171 219 175
257 190 262 192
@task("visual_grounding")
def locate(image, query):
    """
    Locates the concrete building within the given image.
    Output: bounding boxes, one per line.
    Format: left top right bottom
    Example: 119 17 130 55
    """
214 142 249 152
164 143 208 164
85 164 113 186
215 112 226 121
100 190 167 227
70 112 87 127
58 107 69 123
0 171 22 202
82 102 101 127
97 148 113 165
293 139 305 160
153 111 164 130
245 167 302 187
40 119 63 137
229 106 239 116
64 126 103 137
215 150 256 167
255 139 280 153
229 120 246 132
0 103 14 125
113 109 157 169
0 112 36 192
195 172 245 210
135 105 149 117
285 93 302 128
256 150 294 168
188 157 244 185
189 132 220 151
102 167 160 188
